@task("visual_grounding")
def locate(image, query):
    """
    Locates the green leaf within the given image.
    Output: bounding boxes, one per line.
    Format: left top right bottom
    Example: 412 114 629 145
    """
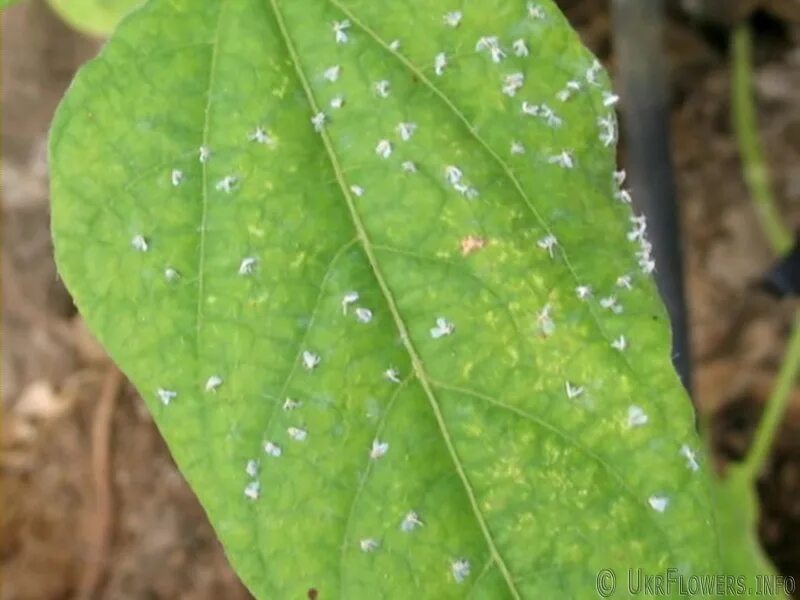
46 0 142 37
50 0 726 596
0 0 24 9
712 467 787 599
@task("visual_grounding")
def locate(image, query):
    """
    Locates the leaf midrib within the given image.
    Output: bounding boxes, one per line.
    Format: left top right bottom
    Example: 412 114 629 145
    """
265 0 522 596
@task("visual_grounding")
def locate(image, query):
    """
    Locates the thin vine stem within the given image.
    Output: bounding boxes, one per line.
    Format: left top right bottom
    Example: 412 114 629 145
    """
743 312 800 479
731 25 791 255
731 23 797 482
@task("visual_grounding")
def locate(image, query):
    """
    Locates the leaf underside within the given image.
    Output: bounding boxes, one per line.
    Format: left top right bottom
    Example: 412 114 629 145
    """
50 0 722 597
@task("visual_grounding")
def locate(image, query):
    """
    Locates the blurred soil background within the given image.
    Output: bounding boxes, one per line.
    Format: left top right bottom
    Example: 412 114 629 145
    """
2 0 799 598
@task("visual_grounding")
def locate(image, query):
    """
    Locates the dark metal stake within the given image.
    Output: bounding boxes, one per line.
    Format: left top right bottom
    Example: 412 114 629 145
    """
612 0 693 392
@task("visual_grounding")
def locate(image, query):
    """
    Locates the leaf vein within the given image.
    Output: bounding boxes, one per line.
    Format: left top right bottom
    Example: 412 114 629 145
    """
338 376 412 596
428 378 676 547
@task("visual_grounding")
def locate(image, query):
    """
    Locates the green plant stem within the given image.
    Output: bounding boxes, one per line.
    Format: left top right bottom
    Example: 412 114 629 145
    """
731 24 792 256
743 312 800 479
732 23 798 482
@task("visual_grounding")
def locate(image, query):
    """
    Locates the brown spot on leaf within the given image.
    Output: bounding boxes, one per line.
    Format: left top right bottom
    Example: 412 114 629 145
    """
460 235 486 256
308 588 318 599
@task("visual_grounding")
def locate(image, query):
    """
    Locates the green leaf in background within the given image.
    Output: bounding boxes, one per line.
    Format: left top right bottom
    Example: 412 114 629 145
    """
50 0 725 596
713 466 779 580
47 0 141 37
0 0 23 9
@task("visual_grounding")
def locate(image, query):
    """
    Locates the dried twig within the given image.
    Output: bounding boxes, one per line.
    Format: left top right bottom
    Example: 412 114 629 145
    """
77 364 123 600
